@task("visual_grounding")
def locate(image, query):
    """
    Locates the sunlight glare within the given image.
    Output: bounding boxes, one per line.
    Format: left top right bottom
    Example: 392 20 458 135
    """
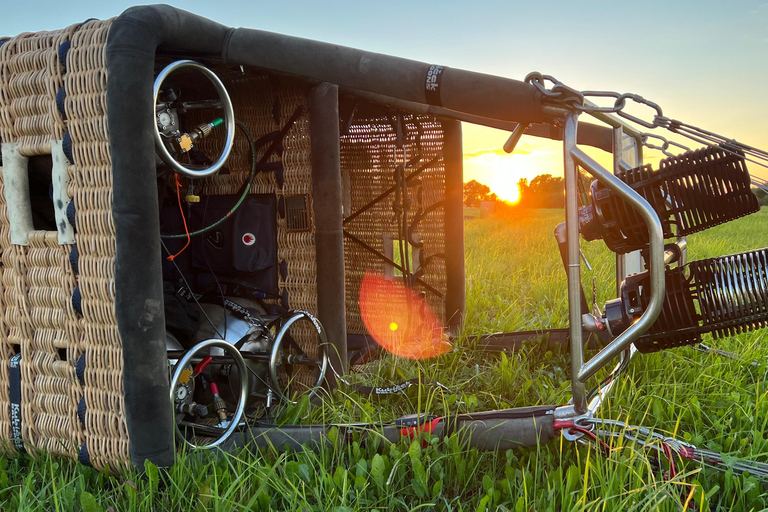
359 273 451 360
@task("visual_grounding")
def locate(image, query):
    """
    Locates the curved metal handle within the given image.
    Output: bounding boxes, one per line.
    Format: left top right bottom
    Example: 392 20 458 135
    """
153 60 235 178
269 310 329 404
570 147 665 383
170 338 248 450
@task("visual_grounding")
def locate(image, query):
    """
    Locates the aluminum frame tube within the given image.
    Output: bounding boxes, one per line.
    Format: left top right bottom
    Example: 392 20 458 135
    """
612 124 644 292
563 112 587 414
570 147 665 383
344 87 613 152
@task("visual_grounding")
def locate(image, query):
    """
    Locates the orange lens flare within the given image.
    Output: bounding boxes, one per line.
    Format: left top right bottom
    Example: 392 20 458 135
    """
359 272 451 359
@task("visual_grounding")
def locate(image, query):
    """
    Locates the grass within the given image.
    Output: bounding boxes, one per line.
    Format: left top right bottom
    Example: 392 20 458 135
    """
4 208 768 510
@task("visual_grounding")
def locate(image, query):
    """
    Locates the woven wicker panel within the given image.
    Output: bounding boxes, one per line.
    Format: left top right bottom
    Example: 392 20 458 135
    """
0 23 87 458
183 68 320 390
25 230 81 457
0 25 77 155
63 19 129 471
0 172 17 454
341 114 447 335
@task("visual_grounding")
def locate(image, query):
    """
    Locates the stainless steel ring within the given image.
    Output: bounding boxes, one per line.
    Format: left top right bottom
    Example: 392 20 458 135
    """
169 338 249 450
153 60 235 178
269 311 329 404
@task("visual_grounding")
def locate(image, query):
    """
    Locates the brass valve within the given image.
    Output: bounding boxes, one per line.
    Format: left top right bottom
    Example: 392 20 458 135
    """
175 118 224 154
210 382 229 424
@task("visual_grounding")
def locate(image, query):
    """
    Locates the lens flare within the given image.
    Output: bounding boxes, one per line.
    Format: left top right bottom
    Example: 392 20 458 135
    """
359 272 451 359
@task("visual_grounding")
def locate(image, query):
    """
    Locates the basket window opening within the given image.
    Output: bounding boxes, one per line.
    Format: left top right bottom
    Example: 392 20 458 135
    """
28 155 56 231
382 233 421 280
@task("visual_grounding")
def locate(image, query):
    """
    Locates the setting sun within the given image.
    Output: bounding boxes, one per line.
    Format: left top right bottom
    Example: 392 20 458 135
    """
461 124 623 202
462 125 562 203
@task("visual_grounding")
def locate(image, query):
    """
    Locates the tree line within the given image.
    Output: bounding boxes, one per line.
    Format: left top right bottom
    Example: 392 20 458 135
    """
465 175 768 211
464 174 565 209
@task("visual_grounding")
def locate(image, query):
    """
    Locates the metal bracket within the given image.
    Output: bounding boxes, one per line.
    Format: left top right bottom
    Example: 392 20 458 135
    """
563 111 665 414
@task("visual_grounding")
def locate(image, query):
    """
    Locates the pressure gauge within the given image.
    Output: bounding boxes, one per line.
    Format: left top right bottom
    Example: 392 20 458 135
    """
157 110 173 130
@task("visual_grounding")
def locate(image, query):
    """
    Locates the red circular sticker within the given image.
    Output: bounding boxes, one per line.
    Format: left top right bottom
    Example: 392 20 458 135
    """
242 233 256 246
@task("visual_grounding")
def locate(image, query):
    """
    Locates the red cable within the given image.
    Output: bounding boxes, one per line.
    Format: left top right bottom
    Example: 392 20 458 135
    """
662 442 697 510
167 174 191 261
567 426 611 457
662 442 676 479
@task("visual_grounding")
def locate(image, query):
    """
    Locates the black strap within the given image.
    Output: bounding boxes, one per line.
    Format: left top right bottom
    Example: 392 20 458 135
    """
9 353 25 453
350 379 420 396
424 65 446 106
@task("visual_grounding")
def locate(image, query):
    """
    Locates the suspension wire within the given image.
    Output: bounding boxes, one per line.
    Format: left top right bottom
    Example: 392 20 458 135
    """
578 417 768 480
160 238 224 340
526 72 768 174
654 119 768 170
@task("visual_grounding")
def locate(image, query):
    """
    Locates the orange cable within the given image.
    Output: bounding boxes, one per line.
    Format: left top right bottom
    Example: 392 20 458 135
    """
166 174 191 261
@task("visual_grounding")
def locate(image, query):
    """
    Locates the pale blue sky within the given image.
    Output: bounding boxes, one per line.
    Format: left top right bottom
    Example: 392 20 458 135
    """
2 0 767 194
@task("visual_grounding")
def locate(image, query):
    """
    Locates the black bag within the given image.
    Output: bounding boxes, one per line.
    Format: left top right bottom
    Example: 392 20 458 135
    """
161 194 279 299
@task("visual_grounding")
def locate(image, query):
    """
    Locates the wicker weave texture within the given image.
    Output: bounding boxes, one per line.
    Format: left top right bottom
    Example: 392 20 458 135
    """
64 19 129 471
341 115 448 335
0 18 126 469
0 23 87 459
0 25 77 155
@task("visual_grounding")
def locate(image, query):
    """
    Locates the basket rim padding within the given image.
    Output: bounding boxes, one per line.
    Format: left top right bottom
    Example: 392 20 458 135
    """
107 3 543 467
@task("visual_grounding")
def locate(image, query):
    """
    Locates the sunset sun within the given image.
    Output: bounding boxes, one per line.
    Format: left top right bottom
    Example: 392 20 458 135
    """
492 178 521 203
461 126 563 203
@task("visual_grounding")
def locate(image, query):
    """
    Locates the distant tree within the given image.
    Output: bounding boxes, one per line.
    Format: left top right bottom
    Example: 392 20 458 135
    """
463 180 496 207
517 174 564 209
517 178 529 202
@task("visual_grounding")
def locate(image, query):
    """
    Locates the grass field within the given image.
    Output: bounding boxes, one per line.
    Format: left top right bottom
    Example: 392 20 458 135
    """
3 208 768 511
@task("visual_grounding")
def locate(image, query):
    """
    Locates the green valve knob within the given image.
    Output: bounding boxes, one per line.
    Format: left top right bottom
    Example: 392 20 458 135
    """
210 117 224 128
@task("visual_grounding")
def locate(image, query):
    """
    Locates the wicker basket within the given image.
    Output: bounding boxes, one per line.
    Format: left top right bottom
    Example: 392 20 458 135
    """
0 17 456 470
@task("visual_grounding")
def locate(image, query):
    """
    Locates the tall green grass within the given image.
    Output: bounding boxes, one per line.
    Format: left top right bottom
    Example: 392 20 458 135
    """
3 208 768 511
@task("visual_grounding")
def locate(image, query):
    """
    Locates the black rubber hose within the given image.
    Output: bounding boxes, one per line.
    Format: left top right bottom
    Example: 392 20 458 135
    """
161 119 256 239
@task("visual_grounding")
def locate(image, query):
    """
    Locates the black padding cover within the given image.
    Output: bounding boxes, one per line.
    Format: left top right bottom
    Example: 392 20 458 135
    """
190 195 278 295
107 4 233 469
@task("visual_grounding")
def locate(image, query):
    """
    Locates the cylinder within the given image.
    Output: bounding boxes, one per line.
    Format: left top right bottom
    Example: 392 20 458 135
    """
442 120 465 335
309 83 348 381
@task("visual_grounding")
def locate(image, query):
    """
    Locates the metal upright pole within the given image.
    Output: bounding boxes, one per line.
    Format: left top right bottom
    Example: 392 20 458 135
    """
442 120 465 335
309 83 348 383
564 112 587 414
613 127 644 289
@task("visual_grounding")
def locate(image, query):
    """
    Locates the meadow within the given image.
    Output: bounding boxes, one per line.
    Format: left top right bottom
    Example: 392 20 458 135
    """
3 208 768 511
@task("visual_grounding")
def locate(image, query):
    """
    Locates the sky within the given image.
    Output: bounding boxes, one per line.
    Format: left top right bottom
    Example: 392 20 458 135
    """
3 0 767 202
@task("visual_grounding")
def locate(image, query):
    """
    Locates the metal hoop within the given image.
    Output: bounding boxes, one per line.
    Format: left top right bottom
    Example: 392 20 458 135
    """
169 338 249 450
269 311 329 403
153 60 235 178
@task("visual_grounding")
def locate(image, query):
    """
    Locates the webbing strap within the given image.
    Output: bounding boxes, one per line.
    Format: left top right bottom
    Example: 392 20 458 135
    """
424 65 445 106
9 354 25 453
